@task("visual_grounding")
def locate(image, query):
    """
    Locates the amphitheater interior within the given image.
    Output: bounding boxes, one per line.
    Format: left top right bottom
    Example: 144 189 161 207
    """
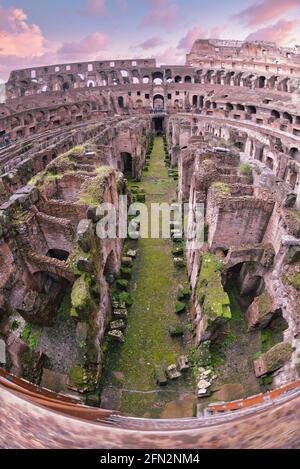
2 38 300 449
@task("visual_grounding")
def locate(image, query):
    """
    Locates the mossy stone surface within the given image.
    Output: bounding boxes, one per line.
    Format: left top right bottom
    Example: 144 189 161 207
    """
197 254 231 322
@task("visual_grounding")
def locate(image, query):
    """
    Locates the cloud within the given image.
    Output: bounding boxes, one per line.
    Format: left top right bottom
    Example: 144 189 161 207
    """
156 46 184 65
137 36 165 50
0 5 110 80
232 0 300 27
141 0 178 28
58 32 108 57
178 26 221 51
80 0 107 17
246 18 299 44
0 6 50 57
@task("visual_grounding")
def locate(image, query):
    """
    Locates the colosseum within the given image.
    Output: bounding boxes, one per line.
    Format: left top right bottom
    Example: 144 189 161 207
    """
1 38 300 449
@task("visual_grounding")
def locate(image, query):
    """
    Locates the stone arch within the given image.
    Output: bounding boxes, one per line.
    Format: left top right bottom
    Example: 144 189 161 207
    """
152 71 164 85
246 105 256 115
153 94 164 110
257 76 266 88
271 109 280 119
289 147 300 161
87 80 95 88
283 112 292 124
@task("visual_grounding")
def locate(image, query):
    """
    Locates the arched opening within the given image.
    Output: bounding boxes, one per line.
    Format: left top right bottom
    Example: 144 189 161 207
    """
234 141 244 150
266 157 274 170
152 71 164 85
62 82 70 91
283 112 293 124
192 95 198 107
46 249 69 261
104 250 118 284
32 271 68 297
121 152 133 177
289 147 300 161
271 110 280 119
226 103 234 112
153 94 164 110
143 76 150 84
118 96 124 108
289 171 298 190
87 80 95 88
154 117 164 135
226 262 265 300
236 104 245 111
258 76 266 88
184 75 192 83
174 75 182 83
246 105 256 114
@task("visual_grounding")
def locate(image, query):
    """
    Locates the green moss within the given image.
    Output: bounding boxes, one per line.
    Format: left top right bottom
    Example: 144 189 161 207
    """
11 320 20 331
169 324 184 336
261 329 272 353
79 166 115 205
28 332 41 351
189 342 212 375
21 323 32 341
264 342 293 372
238 163 252 176
212 182 231 195
71 274 92 318
175 300 186 314
253 351 262 360
291 272 300 290
177 286 192 300
283 209 300 237
196 254 231 322
255 290 273 318
117 279 129 291
68 365 85 388
115 291 133 307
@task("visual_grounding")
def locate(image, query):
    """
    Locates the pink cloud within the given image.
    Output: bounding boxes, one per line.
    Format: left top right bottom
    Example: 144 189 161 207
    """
0 5 109 80
138 36 165 49
81 0 107 17
58 32 108 57
156 46 184 65
141 0 178 28
0 6 50 57
178 26 221 51
246 18 299 44
232 0 300 27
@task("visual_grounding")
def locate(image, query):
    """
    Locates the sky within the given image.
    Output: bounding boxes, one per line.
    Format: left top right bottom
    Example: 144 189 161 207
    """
0 0 300 80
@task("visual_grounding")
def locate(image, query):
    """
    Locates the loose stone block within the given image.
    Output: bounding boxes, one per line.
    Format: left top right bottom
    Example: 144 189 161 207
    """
166 364 181 380
110 320 126 331
108 330 125 343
